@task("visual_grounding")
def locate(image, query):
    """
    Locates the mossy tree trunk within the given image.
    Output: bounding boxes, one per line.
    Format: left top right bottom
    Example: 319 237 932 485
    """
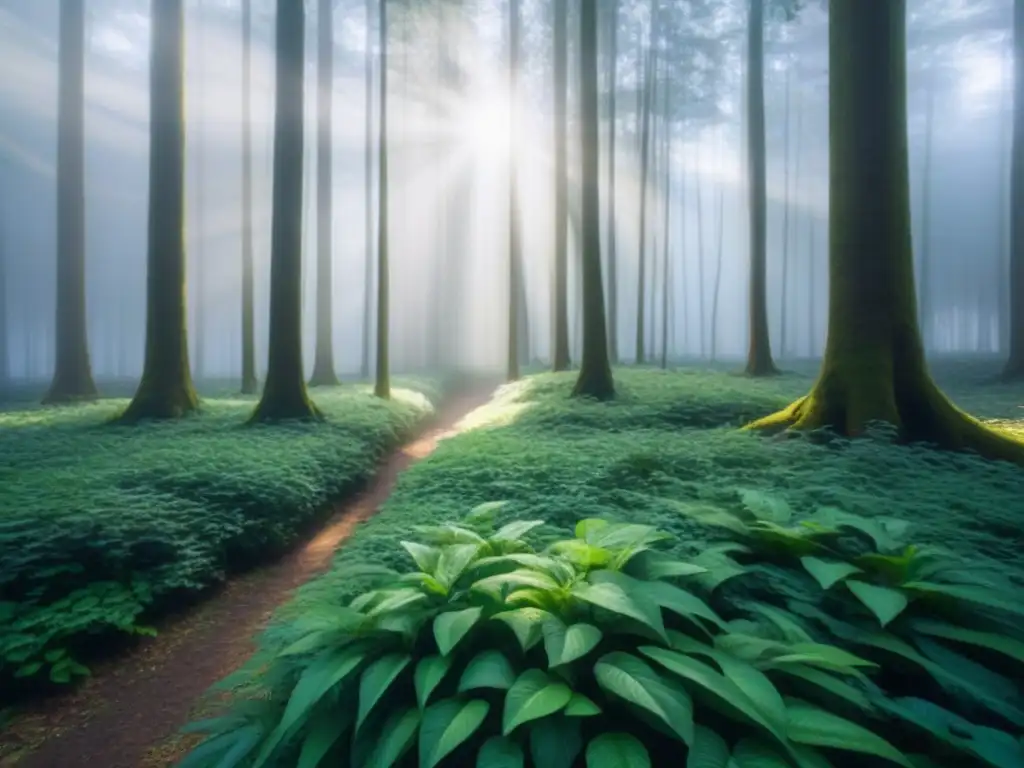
251 0 319 421
572 0 614 401
747 0 1024 466
240 0 257 395
374 0 390 399
506 0 522 382
744 0 778 377
604 0 619 365
1004 0 1024 378
119 0 198 422
309 0 339 387
552 0 570 372
45 0 97 405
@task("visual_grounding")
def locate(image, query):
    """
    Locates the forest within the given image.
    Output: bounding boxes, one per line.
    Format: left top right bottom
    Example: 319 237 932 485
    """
0 0 1022 766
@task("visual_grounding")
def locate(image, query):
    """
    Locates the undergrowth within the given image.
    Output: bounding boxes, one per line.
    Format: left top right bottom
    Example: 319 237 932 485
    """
0 384 435 700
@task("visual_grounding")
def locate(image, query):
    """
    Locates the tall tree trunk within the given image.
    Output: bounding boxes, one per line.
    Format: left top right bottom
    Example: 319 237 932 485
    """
807 216 816 356
507 0 522 382
998 39 1011 357
310 0 338 386
919 63 936 352
1004 0 1024 377
251 0 318 420
780 63 792 359
374 0 391 398
659 79 672 370
240 0 257 394
45 0 97 404
788 75 804 360
711 128 726 361
361 0 375 380
119 0 198 421
744 0 778 376
0 191 7 388
696 146 706 358
194 0 206 383
552 0 571 371
635 34 656 365
572 0 613 400
747 0 1024 465
605 0 619 364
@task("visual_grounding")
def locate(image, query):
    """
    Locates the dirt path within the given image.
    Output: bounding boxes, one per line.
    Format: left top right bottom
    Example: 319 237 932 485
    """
0 392 491 768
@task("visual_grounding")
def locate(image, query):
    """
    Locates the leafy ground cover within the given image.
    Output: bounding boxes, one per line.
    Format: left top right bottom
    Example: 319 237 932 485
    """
0 381 437 700
186 360 1024 766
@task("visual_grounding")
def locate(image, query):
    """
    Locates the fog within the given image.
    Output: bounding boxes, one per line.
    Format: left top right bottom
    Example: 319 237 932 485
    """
0 0 1012 384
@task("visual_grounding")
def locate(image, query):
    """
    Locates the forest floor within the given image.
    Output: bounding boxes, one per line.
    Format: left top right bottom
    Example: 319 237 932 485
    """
0 389 495 767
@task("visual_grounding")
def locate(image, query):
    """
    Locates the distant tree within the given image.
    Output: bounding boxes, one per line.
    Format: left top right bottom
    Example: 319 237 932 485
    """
309 0 339 387
240 0 257 394
119 0 199 422
572 0 614 401
918 62 937 351
634 22 656 365
193 0 207 382
251 0 319 421
748 0 1024 465
1004 0 1024 378
0 185 7 388
552 0 570 371
374 0 391 399
45 0 97 405
604 0 619 364
506 0 523 382
361 0 375 381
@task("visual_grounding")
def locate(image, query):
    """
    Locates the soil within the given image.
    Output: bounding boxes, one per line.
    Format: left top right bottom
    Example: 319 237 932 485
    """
0 391 491 768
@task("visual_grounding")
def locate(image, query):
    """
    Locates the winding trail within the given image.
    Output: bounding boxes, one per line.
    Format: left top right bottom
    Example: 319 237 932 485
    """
0 391 492 768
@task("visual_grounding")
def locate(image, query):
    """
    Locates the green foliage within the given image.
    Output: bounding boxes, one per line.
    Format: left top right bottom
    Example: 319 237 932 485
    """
0 385 434 696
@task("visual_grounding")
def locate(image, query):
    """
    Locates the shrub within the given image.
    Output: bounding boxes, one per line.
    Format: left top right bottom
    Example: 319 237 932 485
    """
181 506 946 768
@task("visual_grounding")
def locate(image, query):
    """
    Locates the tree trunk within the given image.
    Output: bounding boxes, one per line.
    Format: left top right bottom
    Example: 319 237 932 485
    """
780 63 792 359
45 0 98 404
997 40 1011 357
807 216 816 357
919 63 936 352
374 0 391 399
0 191 7 388
361 0 375 380
572 0 613 400
711 130 726 361
119 0 199 422
506 0 522 382
605 0 619 364
695 143 706 359
659 80 672 370
250 0 319 421
1004 0 1024 377
747 0 1024 465
309 0 338 386
193 0 207 383
240 0 257 394
744 0 778 376
552 0 571 371
635 33 656 365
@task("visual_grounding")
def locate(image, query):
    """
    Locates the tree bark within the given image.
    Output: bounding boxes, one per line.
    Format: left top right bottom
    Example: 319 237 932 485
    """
635 33 656 365
659 77 671 370
552 0 571 371
250 0 319 421
605 0 619 364
744 0 778 376
1003 0 1024 377
572 0 614 400
918 63 936 352
361 0 375 380
711 128 726 361
506 0 522 382
374 0 391 399
240 0 257 394
309 0 339 386
780 63 792 359
119 0 199 422
45 0 98 404
747 0 1024 466
193 0 207 382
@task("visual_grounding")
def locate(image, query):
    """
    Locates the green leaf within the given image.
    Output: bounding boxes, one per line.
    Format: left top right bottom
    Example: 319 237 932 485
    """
466 501 508 527
434 606 484 656
642 579 726 630
845 581 909 627
502 669 573 736
573 580 667 641
477 735 525 768
593 652 694 745
741 603 814 642
909 619 1024 664
473 570 562 596
365 707 421 768
419 698 490 768
357 653 412 730
401 541 442 573
414 655 452 709
740 489 792 524
770 665 875 711
493 520 545 541
626 551 709 581
459 650 517 692
785 699 912 767
585 732 651 768
437 544 484 588
492 607 553 652
903 580 1024 619
542 619 603 667
530 716 582 768
564 693 602 717
296 710 343 768
547 539 613 569
729 738 791 767
711 652 787 736
685 725 729 768
769 643 877 674
575 518 609 540
800 557 862 590
368 588 430 616
14 661 42 678
212 725 262 768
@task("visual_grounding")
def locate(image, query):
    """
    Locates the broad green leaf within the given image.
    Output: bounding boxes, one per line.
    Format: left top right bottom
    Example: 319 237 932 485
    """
436 544 483 588
530 716 582 768
729 738 791 767
211 725 262 768
434 606 484 656
585 732 651 768
472 554 576 584
466 501 508 526
414 524 487 546
740 489 792 524
397 572 449 596
575 518 610 540
547 539 613 569
401 541 442 574
593 651 694 745
769 643 877 674
747 521 821 556
459 650 517 692
586 522 671 551
626 551 709 581
711 652 787 736
690 549 748 592
564 693 602 717
845 581 908 627
770 664 875 711
364 707 421 768
741 603 813 643
357 653 412 730
502 669 573 736
368 588 430 617
643 579 726 630
713 633 787 663
414 655 452 709
902 581 1024 619
800 557 862 590
493 520 546 541
492 607 552 651
473 570 561 596
419 698 490 768
542 619 603 667
785 699 912 767
909 619 1024 664
296 709 343 768
686 725 729 768
573 580 667 641
477 735 525 768
179 728 260 768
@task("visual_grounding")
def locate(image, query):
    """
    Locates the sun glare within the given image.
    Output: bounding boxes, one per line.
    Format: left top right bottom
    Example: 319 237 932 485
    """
459 96 512 160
